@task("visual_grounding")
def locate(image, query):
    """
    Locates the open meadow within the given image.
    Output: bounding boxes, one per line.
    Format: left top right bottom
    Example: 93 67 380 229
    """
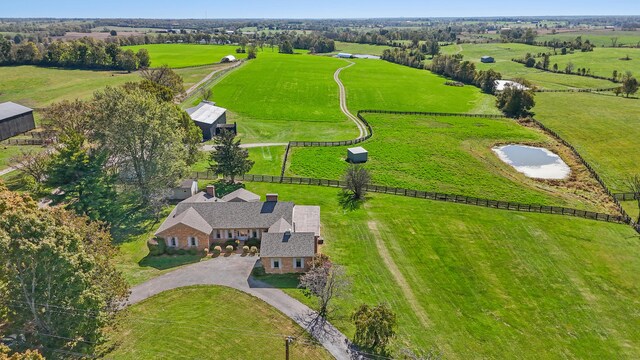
547 47 640 78
287 113 611 210
125 44 247 68
242 182 640 359
103 286 330 359
537 30 640 48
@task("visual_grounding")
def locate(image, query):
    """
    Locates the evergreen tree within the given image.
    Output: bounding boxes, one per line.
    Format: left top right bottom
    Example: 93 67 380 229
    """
208 130 254 183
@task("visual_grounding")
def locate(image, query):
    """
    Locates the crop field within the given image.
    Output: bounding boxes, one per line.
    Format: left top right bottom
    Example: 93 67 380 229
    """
534 92 640 192
0 65 216 109
104 286 330 359
547 47 640 78
211 52 358 142
287 113 609 210
242 182 640 359
537 30 640 48
125 44 247 68
436 43 615 89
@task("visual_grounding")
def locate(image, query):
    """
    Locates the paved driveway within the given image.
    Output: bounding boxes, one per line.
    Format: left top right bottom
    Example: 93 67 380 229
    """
127 255 354 359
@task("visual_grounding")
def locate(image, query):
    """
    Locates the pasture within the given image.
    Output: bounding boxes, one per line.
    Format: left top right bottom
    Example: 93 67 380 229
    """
547 47 640 78
103 286 330 359
125 44 247 68
242 182 640 359
191 145 285 176
534 92 640 192
537 30 640 48
330 41 392 55
287 113 610 210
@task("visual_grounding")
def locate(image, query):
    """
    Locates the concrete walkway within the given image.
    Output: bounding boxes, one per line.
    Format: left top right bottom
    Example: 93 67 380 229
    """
127 255 354 359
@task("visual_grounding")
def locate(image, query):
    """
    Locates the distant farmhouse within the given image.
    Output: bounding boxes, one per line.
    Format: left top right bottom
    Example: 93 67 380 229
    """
481 56 495 63
186 100 236 141
0 102 35 141
155 186 321 273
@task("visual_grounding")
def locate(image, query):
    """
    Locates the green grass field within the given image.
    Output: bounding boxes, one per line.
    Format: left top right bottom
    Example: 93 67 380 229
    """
437 43 615 90
534 92 640 192
537 30 640 48
330 41 391 55
547 47 640 78
241 182 640 359
125 44 247 68
287 113 608 210
191 146 285 176
104 286 330 359
0 145 44 170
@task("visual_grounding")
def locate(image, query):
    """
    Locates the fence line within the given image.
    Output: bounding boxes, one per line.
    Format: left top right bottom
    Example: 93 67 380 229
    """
190 172 629 225
1 138 45 145
534 87 619 93
614 193 639 201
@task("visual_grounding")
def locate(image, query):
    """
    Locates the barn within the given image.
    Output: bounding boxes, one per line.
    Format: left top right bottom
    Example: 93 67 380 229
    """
347 147 368 163
186 101 232 141
481 56 495 63
0 102 35 141
221 55 237 63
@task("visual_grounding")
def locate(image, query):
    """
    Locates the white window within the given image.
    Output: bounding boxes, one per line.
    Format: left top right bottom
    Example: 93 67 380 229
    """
271 258 281 269
188 237 198 247
294 258 304 269
169 237 178 247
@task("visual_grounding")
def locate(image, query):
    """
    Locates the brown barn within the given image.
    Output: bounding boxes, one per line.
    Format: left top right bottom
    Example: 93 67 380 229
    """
0 102 35 141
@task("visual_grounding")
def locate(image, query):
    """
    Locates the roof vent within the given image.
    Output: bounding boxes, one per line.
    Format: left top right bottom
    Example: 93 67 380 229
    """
266 193 278 202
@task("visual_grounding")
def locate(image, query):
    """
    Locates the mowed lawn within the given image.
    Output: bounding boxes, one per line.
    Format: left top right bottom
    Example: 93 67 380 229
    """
242 182 640 359
436 42 615 90
534 92 640 192
537 30 640 48
0 145 44 170
548 47 640 78
191 145 285 176
288 113 608 210
125 44 247 68
212 52 358 142
104 286 331 359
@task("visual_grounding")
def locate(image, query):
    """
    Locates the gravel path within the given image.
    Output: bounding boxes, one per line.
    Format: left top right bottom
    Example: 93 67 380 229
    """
334 61 367 139
127 256 354 359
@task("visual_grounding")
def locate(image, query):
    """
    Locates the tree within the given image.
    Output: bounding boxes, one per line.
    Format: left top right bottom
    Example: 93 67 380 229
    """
564 62 574 74
42 99 92 139
0 344 44 360
136 48 151 68
139 65 184 97
247 45 257 59
279 40 294 54
612 69 619 81
343 164 371 200
208 130 254 183
116 49 138 72
14 42 40 64
496 85 535 118
91 86 191 204
474 69 502 94
0 186 128 356
621 71 639 97
351 303 397 355
9 151 50 184
628 175 640 224
552 63 558 72
0 36 11 63
299 258 350 330
110 30 117 36
611 37 619 47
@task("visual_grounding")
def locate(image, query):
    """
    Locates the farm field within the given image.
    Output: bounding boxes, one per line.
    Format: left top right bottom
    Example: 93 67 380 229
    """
547 47 640 78
537 30 640 48
437 42 615 89
211 52 358 142
534 92 640 192
241 182 640 359
287 113 610 210
103 286 330 359
0 65 216 109
125 44 247 68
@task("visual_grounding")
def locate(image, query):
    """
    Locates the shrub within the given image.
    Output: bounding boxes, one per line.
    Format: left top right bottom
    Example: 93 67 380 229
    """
225 245 234 253
250 246 258 254
224 240 237 249
187 248 198 255
242 246 250 253
252 266 266 277
214 245 222 253
166 247 177 255
177 248 186 255
245 238 260 248
147 237 166 256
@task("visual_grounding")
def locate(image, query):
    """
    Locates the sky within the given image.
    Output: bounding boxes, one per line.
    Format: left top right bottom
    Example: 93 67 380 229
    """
3 0 640 19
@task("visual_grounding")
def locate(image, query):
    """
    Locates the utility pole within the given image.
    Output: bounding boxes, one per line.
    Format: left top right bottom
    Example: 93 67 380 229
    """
285 336 293 360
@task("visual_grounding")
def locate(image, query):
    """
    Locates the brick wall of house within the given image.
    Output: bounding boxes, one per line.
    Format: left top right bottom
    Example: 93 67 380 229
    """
156 225 210 252
262 257 313 274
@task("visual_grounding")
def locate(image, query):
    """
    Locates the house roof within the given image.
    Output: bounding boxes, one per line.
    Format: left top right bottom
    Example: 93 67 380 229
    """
221 188 260 202
260 232 316 258
178 179 197 189
0 102 33 121
348 146 368 155
268 217 292 233
292 206 321 237
186 101 227 125
182 191 223 203
157 207 213 235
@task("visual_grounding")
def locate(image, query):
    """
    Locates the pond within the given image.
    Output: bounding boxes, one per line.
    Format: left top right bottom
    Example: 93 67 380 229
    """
492 144 571 180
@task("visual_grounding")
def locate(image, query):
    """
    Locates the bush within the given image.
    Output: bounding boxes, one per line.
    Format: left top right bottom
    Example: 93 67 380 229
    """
177 248 186 255
242 245 250 253
187 248 198 255
250 246 258 254
252 266 266 277
245 238 260 248
225 245 234 253
147 237 166 256
224 240 237 249
166 247 177 255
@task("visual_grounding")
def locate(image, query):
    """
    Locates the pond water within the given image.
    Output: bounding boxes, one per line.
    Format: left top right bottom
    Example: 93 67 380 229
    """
492 144 571 180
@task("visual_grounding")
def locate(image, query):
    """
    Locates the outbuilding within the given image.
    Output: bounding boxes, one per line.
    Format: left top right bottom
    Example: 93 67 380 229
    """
337 53 353 59
221 55 237 63
347 147 368 163
186 101 229 141
0 102 35 141
481 56 495 63
170 179 199 200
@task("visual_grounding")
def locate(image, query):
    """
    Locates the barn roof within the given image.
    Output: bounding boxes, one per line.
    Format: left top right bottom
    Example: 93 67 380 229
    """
0 102 33 121
186 101 227 125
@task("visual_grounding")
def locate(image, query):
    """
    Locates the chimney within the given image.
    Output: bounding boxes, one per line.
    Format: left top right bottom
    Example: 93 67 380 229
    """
206 185 216 197
266 193 278 202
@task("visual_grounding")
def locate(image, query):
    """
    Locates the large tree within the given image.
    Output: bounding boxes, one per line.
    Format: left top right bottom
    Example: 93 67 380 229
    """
91 86 192 203
299 256 350 330
0 186 128 356
474 69 502 94
208 130 254 183
351 303 397 355
139 65 184 98
628 175 640 224
621 71 639 98
343 164 371 200
496 85 535 118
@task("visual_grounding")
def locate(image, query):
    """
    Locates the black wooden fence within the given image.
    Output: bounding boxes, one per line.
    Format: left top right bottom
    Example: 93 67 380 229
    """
614 193 639 201
1 138 45 145
190 172 630 225
534 87 619 93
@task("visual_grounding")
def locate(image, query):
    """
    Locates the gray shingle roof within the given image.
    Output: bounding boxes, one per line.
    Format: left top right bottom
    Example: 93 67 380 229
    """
260 232 316 257
292 206 321 237
268 217 291 233
221 188 260 202
0 102 33 121
157 207 213 235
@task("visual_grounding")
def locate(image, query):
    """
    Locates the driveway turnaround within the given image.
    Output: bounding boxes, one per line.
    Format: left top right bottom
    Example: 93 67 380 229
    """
127 255 354 359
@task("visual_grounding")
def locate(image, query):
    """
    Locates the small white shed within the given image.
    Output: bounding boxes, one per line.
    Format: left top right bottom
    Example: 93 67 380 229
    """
170 180 199 200
347 147 368 163
221 55 237 63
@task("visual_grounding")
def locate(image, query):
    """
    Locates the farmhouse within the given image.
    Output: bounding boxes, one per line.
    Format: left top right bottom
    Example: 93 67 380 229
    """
186 100 235 140
347 146 368 163
0 102 35 141
221 55 237 63
481 56 495 63
155 186 321 273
